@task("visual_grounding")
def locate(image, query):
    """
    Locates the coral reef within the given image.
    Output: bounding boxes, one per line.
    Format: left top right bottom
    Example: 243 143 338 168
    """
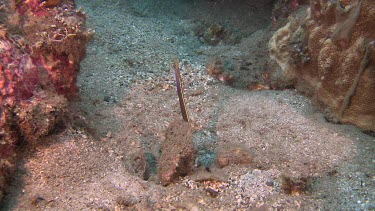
0 0 91 202
269 0 375 131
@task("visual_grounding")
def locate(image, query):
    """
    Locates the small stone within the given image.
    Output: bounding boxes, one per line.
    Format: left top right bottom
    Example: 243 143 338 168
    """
161 83 169 90
191 206 199 211
106 131 112 138
103 96 111 102
205 187 219 198
266 180 274 186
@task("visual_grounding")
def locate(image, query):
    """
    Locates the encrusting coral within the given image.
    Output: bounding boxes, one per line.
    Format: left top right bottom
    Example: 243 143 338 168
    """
0 0 92 202
269 0 375 131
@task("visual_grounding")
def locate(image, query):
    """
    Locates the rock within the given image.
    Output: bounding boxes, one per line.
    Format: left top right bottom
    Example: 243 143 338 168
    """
266 179 274 187
16 91 67 141
280 175 312 196
203 23 226 45
158 119 197 186
0 0 91 203
269 0 375 131
206 57 234 85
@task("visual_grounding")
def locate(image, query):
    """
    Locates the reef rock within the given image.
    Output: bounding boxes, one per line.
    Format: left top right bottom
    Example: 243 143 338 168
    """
158 119 197 186
269 0 375 131
0 0 92 202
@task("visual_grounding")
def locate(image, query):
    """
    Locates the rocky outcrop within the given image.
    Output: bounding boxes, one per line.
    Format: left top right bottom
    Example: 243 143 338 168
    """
0 0 92 202
269 0 375 131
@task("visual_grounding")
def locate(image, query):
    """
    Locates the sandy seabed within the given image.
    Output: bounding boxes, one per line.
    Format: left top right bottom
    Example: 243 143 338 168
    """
2 0 374 210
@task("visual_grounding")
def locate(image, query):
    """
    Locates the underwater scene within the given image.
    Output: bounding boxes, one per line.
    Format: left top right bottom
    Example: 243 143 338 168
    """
0 0 374 210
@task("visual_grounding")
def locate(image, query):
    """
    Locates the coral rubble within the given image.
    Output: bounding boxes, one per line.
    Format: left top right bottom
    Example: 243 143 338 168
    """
269 0 375 131
0 0 92 202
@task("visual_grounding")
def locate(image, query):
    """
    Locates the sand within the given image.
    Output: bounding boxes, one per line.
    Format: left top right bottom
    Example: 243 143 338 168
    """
1 0 374 210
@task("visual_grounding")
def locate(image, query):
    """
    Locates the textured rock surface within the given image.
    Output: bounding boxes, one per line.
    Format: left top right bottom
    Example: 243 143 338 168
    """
158 119 197 186
0 0 91 202
269 0 375 131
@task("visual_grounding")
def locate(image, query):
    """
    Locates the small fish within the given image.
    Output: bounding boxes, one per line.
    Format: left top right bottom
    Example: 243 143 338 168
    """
174 59 189 122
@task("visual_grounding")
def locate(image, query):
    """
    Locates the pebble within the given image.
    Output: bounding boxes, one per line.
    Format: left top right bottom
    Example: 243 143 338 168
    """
266 180 274 187
106 131 112 138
